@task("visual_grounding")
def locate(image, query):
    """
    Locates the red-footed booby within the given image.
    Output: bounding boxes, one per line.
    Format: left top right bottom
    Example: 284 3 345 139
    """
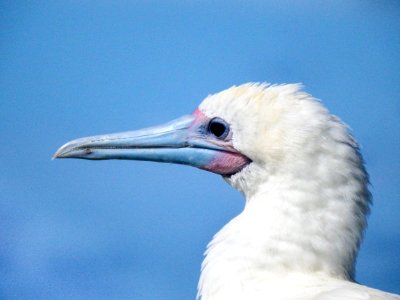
54 83 399 300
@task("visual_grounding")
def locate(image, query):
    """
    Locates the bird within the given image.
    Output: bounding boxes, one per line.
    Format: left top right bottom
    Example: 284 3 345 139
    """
54 83 400 300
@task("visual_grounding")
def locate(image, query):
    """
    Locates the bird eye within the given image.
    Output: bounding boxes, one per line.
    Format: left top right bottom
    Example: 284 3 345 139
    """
208 118 230 139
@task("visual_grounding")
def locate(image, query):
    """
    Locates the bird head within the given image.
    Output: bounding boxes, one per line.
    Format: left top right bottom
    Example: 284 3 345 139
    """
54 83 367 202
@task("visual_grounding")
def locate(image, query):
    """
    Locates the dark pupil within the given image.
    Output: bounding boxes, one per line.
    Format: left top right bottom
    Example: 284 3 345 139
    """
210 121 226 137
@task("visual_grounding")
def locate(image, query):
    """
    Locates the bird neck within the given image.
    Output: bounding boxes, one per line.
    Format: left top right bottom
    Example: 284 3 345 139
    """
198 168 369 299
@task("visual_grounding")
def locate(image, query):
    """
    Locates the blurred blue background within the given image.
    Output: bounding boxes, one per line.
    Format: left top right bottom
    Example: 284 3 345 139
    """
1 1 399 299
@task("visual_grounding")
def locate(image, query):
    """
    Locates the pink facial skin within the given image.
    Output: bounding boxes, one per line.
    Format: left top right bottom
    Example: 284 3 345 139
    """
192 108 251 176
204 152 251 176
191 108 208 127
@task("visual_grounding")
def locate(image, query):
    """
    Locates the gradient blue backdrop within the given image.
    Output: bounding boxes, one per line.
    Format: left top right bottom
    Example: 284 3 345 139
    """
1 1 399 299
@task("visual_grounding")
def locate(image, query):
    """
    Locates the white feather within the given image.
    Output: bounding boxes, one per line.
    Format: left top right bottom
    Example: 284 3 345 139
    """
196 83 399 300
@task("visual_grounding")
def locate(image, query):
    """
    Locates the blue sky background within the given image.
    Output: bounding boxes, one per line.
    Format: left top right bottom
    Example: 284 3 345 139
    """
1 1 399 299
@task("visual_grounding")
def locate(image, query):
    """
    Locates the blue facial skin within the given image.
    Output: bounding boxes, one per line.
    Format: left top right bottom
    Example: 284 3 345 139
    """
54 114 236 174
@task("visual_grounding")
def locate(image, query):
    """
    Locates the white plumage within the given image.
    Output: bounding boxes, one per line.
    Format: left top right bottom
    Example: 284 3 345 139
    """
196 84 398 300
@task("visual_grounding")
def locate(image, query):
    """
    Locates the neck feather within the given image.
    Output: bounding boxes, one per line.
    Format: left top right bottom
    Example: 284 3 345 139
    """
198 141 370 299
